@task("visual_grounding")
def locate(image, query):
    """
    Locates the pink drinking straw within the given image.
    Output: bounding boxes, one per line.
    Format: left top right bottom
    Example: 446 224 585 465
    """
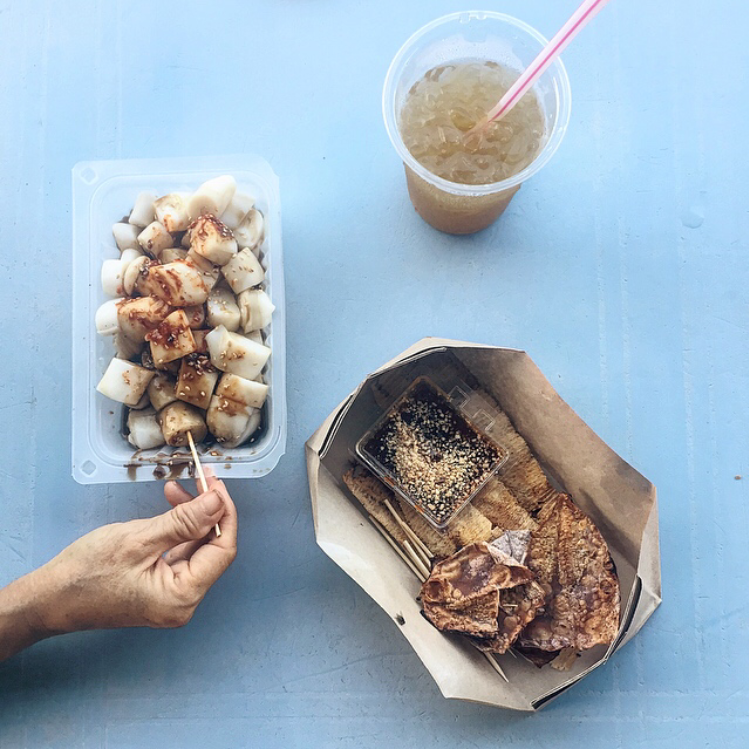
475 0 613 129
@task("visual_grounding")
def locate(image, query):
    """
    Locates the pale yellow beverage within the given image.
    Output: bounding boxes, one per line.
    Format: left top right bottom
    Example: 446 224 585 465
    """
398 61 546 234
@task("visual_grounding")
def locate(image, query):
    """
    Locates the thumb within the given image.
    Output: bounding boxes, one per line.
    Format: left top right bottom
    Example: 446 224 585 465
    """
144 490 224 550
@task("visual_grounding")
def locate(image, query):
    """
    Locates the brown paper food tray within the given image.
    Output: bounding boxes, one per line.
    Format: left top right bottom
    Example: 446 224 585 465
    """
306 338 661 711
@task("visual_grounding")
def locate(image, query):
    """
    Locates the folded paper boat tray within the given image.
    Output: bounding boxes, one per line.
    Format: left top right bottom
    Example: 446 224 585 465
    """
306 338 661 711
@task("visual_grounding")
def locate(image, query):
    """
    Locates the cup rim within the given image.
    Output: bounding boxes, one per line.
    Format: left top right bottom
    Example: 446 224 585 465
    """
382 11 573 197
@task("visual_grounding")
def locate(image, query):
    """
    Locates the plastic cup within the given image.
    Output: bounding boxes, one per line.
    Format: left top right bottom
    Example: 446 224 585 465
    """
383 11 572 235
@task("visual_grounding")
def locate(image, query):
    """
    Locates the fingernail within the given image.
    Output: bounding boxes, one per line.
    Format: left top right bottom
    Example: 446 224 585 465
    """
204 465 216 479
198 490 223 516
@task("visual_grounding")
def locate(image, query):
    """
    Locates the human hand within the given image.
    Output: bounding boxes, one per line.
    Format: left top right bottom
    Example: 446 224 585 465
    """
30 472 237 635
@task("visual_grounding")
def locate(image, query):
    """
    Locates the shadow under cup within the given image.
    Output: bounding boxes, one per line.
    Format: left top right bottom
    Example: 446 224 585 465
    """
383 11 572 235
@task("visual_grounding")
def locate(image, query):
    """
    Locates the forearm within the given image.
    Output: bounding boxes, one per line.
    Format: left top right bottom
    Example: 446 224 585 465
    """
0 570 56 662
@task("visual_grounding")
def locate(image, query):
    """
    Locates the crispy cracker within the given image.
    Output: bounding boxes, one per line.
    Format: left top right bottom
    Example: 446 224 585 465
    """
520 494 620 652
446 504 494 548
342 468 409 546
395 498 458 559
473 477 537 532
486 408 557 514
422 589 501 638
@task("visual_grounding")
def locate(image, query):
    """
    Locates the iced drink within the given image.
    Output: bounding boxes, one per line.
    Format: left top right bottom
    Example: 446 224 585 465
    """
383 12 572 235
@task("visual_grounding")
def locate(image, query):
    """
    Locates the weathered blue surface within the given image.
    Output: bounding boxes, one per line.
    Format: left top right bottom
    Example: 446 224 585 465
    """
1 0 747 746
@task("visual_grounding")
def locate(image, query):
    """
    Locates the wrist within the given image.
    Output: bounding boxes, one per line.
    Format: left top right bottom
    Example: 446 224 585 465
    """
0 567 64 661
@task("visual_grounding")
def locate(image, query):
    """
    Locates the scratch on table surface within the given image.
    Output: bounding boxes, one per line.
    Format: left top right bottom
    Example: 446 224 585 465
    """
280 653 401 689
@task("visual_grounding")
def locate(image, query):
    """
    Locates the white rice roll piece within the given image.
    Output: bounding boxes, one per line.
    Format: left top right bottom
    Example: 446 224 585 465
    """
101 259 125 297
114 331 142 360
130 389 151 410
154 192 191 232
184 305 206 329
206 285 241 332
127 407 165 450
222 248 265 294
220 192 255 230
205 325 271 381
159 247 188 264
113 222 141 252
102 248 143 297
120 247 143 267
238 289 275 333
234 208 264 250
129 192 157 227
241 409 262 443
186 249 220 293
158 402 207 447
192 329 209 354
137 221 173 257
96 358 155 406
122 256 150 297
146 309 197 365
186 175 236 219
189 215 237 265
244 330 264 346
220 405 261 449
117 296 172 341
176 354 219 411
215 372 268 409
147 260 209 306
95 298 122 335
206 394 252 447
147 373 178 411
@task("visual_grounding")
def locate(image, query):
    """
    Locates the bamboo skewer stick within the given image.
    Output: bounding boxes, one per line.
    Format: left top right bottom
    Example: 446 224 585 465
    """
403 539 431 580
383 498 433 562
483 652 509 683
385 500 432 577
187 430 221 538
369 516 425 582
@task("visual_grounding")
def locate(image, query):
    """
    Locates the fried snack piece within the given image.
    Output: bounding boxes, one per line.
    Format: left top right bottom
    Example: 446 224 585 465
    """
423 589 501 638
421 541 539 652
470 580 547 654
520 494 620 652
394 498 459 559
473 477 536 532
445 504 494 548
343 468 410 546
489 409 557 514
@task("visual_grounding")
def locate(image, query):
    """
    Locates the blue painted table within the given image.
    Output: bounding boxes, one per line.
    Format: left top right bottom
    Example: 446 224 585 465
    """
1 1 747 746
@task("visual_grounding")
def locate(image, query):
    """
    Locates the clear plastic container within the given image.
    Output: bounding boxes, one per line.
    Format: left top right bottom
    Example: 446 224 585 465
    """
382 11 572 234
355 376 507 529
71 155 286 484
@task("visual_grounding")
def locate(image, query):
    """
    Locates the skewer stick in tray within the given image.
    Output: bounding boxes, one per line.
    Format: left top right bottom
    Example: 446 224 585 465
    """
368 513 509 683
186 430 221 538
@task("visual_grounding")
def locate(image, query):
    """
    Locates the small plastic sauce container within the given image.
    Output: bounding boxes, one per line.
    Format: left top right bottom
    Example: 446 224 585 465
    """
356 377 507 529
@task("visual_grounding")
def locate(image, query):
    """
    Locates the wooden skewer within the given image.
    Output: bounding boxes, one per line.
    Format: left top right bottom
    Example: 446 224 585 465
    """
483 652 509 683
383 499 433 562
369 516 425 582
187 430 221 537
403 539 431 580
383 502 433 569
